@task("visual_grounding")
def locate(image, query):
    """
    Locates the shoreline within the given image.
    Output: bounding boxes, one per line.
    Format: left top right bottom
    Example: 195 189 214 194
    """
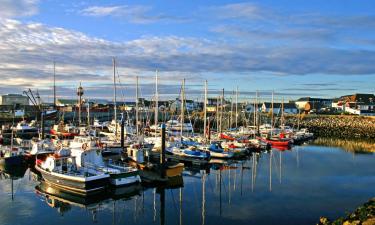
318 198 375 225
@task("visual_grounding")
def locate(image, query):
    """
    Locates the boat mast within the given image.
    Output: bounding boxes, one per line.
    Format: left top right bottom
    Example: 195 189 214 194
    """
235 86 238 128
203 80 207 140
219 88 224 133
155 70 158 137
180 79 185 139
113 57 117 135
53 61 56 108
271 90 274 136
230 90 234 130
216 96 219 132
281 97 284 131
136 76 139 136
87 100 90 126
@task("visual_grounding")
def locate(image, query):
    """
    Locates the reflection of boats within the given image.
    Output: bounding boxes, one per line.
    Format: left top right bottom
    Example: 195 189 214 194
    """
0 163 28 179
0 163 28 200
273 145 292 151
35 181 142 216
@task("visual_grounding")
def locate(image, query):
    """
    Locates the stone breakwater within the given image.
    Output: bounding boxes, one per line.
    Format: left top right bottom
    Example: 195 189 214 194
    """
317 198 375 225
286 115 375 139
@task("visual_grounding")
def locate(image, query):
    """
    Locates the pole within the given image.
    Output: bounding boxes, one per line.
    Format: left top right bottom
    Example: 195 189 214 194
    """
160 124 166 178
121 113 125 148
41 111 45 139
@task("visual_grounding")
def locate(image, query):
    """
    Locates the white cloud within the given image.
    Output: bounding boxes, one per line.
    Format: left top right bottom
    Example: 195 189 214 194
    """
0 18 374 100
0 0 39 18
79 5 187 24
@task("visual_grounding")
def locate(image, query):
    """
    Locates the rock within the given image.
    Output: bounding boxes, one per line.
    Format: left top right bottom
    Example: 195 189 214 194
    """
317 216 330 225
362 218 375 225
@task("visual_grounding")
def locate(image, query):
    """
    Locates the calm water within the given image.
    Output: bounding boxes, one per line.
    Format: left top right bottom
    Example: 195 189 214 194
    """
0 144 374 225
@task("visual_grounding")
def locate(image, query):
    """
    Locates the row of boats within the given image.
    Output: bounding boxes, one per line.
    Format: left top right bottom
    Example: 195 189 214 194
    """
0 116 314 196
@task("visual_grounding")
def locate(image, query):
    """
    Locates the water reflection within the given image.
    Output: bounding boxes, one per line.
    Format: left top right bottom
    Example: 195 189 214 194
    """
0 145 374 225
313 138 375 153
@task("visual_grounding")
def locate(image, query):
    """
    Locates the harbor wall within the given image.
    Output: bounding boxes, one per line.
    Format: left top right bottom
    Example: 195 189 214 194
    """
285 115 375 139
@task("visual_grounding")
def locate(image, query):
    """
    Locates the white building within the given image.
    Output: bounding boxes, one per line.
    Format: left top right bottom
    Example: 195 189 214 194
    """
0 94 29 106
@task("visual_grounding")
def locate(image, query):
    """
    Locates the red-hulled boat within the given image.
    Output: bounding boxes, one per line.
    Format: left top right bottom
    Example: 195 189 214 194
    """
257 137 292 147
219 133 236 141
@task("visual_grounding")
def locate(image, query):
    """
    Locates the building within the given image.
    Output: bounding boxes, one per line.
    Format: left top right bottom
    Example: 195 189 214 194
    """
261 102 298 114
0 94 29 106
333 93 375 115
169 98 198 112
295 97 332 113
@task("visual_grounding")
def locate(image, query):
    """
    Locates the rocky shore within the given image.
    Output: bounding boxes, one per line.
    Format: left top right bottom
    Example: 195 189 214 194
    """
285 115 375 140
318 198 375 225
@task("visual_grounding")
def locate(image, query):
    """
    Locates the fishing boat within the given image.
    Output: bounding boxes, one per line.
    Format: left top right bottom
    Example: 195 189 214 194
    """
50 121 79 139
14 120 39 139
35 149 110 195
69 136 141 186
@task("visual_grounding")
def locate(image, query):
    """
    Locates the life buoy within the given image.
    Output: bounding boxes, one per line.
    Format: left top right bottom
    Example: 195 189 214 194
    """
82 143 89 150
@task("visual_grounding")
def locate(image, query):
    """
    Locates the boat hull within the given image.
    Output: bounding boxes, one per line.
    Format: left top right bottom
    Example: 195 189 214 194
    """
35 166 109 195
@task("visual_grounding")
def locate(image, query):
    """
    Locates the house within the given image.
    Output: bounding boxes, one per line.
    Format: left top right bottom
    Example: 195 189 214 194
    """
169 98 198 112
0 94 29 106
333 93 375 115
295 97 332 113
261 102 298 114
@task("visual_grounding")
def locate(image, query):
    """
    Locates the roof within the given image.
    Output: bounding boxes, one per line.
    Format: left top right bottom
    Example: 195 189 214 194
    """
339 93 375 104
263 102 297 109
296 97 332 102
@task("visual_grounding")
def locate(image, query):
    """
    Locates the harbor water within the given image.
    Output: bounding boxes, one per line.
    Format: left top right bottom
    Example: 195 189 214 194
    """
0 143 374 225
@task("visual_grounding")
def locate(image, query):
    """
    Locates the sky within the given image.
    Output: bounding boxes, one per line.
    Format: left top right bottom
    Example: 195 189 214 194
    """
0 0 374 102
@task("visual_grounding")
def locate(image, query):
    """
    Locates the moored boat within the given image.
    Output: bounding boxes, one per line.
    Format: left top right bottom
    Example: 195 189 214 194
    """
35 149 110 195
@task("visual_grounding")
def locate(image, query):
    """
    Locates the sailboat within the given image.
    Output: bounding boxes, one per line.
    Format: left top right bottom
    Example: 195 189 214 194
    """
166 79 210 161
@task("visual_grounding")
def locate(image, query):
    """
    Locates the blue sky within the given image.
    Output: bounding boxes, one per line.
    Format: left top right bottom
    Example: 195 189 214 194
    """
0 0 374 102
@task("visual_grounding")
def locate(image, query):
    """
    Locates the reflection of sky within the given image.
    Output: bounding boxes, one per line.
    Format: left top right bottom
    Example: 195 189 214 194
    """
0 145 374 225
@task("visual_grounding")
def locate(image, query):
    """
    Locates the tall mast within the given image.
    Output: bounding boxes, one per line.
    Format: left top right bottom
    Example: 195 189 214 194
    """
219 88 224 133
235 86 238 128
113 57 117 134
203 80 207 139
136 76 139 136
155 70 159 137
271 90 274 136
53 61 56 107
256 90 259 135
230 90 234 130
216 96 219 131
180 79 185 138
281 97 284 131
